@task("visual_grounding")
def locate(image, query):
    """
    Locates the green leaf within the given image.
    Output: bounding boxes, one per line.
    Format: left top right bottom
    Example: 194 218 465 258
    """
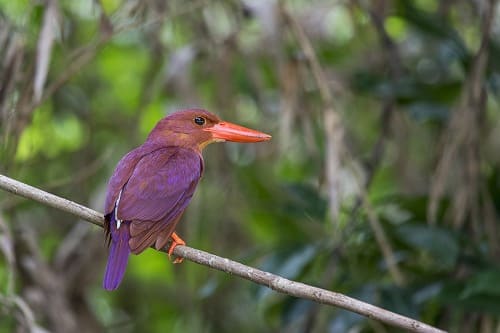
395 223 459 269
282 183 327 222
461 269 500 299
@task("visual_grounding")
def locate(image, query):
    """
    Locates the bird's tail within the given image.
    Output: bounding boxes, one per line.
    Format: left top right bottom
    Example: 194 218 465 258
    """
103 215 131 291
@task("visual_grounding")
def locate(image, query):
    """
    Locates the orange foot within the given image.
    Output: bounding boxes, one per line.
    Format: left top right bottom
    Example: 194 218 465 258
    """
167 232 185 264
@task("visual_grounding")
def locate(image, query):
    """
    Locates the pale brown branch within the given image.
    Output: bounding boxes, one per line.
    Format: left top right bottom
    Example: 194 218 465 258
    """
1 149 111 211
0 174 446 333
0 175 103 227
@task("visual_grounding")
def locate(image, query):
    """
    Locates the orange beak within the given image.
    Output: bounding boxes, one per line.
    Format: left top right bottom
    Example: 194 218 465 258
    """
204 121 271 143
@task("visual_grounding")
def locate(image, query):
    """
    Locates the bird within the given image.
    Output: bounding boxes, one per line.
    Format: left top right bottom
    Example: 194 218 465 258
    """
102 109 271 290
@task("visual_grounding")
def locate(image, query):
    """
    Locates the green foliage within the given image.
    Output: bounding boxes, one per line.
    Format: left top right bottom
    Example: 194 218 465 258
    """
16 107 86 161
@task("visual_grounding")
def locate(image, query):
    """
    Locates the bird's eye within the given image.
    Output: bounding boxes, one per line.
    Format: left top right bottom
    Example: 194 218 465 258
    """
194 116 206 126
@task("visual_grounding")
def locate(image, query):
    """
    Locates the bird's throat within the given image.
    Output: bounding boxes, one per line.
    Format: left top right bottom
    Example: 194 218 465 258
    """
198 138 225 150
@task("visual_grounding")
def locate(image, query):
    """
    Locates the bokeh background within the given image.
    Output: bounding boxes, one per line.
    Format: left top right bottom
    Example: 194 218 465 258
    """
1 0 500 332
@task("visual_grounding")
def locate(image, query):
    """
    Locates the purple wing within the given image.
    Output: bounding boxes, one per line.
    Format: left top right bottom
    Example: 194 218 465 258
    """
104 143 165 216
116 147 203 253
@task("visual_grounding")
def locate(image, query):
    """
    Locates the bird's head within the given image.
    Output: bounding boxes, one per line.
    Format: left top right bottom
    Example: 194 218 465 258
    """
148 109 271 150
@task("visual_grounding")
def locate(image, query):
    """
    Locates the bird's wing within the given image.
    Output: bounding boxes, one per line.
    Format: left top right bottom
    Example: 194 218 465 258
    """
104 144 164 216
115 147 203 253
117 147 202 221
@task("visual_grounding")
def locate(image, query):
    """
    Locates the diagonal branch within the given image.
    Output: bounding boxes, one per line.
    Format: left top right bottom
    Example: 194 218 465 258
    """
0 174 446 333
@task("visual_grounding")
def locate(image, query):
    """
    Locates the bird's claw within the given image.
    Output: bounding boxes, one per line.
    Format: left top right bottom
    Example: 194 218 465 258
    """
167 232 185 264
172 257 184 264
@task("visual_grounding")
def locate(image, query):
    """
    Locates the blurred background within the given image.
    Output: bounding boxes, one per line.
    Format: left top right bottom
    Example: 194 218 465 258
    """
1 0 500 332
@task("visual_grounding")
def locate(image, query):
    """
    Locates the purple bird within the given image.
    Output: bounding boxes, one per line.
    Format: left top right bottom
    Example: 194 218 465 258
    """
103 109 271 290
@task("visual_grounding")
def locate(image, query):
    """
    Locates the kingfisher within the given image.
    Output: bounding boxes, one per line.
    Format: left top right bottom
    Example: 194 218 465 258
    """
103 109 271 290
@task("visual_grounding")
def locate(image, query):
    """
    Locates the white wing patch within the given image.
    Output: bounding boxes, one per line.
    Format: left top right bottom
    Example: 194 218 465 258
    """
115 189 123 229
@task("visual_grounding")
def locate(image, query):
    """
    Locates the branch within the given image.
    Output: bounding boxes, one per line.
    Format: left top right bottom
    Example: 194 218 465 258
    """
0 174 446 333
